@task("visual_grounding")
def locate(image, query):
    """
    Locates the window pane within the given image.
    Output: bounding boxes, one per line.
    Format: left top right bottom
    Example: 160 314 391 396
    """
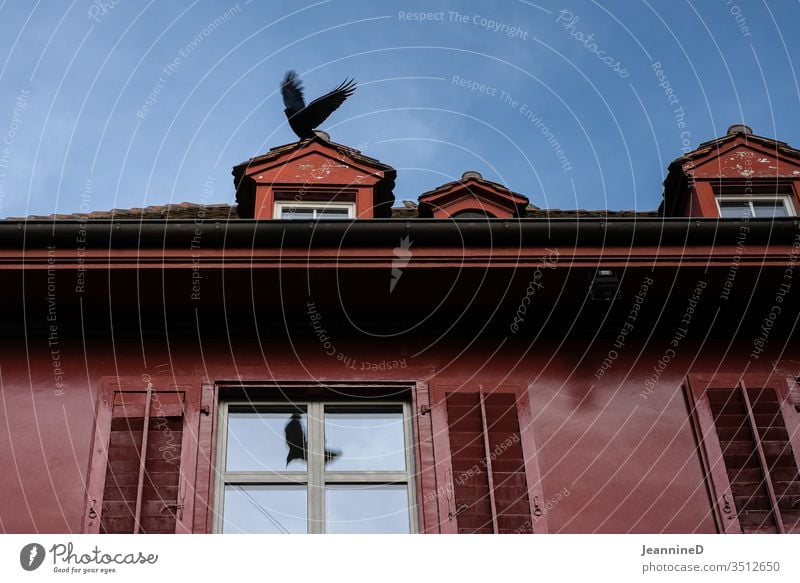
324 408 406 471
317 207 350 218
752 201 788 217
280 208 315 220
325 485 410 533
719 201 751 218
452 210 496 218
223 485 307 533
226 408 307 471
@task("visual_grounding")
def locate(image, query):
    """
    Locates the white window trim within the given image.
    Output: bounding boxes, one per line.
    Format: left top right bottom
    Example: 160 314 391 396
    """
715 194 796 217
214 399 417 534
274 201 355 219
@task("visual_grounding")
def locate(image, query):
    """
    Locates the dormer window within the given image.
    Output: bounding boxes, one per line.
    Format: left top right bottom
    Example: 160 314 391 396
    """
716 196 795 218
418 171 530 219
275 201 355 219
660 125 800 217
232 136 395 219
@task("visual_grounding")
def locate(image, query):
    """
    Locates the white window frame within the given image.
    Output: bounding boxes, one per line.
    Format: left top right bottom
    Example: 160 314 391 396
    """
715 195 796 218
214 399 417 534
274 201 355 219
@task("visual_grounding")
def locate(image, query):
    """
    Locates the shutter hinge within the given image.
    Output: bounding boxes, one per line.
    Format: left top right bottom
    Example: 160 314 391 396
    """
200 405 211 416
449 503 469 518
163 502 183 520
418 404 431 416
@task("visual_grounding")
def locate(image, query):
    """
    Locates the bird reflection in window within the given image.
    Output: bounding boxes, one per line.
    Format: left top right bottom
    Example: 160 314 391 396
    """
284 412 341 467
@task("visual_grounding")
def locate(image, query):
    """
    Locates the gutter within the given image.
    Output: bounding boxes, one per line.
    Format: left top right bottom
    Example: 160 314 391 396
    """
0 217 798 249
0 218 798 270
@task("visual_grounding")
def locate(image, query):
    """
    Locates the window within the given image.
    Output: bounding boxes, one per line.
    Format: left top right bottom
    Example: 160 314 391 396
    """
83 378 203 533
716 196 795 218
686 374 800 534
429 383 548 533
274 201 355 219
452 209 497 219
217 400 415 533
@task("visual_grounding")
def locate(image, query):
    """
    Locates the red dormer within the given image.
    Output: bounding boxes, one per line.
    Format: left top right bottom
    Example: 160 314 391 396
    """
418 171 530 219
662 125 800 217
233 134 395 219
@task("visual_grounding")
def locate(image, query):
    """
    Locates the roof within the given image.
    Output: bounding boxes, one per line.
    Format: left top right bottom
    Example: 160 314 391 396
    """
418 174 529 203
6 202 658 221
232 135 394 175
6 202 239 221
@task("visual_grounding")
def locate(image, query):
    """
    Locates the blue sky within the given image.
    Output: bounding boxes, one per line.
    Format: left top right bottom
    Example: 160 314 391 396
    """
0 0 798 218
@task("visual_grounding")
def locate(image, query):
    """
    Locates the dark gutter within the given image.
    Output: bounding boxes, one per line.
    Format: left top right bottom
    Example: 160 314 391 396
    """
0 217 798 250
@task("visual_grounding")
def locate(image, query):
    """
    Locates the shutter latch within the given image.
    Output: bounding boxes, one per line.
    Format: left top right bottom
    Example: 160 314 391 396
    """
88 499 97 520
533 496 543 517
722 493 734 518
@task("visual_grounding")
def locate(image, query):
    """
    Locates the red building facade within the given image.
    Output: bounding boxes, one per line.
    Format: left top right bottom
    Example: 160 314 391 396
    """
1 125 799 534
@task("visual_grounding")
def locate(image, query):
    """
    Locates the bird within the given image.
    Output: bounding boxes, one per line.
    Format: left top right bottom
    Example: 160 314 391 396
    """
283 412 342 467
284 413 307 467
281 70 357 140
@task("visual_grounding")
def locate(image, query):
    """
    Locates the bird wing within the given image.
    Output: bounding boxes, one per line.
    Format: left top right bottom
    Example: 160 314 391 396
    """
300 77 357 129
281 70 306 113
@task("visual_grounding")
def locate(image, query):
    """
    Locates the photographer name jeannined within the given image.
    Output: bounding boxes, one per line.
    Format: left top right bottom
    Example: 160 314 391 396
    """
641 544 703 556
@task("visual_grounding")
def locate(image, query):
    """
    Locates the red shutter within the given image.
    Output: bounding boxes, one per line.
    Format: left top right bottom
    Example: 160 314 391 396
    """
431 383 547 533
687 374 800 534
83 377 201 533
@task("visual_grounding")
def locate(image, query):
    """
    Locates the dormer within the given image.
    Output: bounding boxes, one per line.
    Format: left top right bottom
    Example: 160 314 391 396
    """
661 125 800 218
232 134 396 219
418 171 530 219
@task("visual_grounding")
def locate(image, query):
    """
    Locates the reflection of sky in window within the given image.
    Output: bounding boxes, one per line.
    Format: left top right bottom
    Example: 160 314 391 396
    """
326 485 409 534
719 202 751 218
719 199 790 218
324 411 406 471
223 485 307 534
753 201 787 217
226 411 307 471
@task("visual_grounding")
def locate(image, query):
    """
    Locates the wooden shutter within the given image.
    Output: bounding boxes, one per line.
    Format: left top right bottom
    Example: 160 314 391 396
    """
687 374 800 534
83 377 202 533
431 383 547 533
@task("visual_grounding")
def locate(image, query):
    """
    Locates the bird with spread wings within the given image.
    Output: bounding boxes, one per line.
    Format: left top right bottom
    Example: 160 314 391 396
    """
281 70 357 140
284 412 341 467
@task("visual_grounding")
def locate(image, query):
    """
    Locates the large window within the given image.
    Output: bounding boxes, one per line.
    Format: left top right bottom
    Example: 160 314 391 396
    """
687 374 800 534
217 400 415 533
274 201 355 220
